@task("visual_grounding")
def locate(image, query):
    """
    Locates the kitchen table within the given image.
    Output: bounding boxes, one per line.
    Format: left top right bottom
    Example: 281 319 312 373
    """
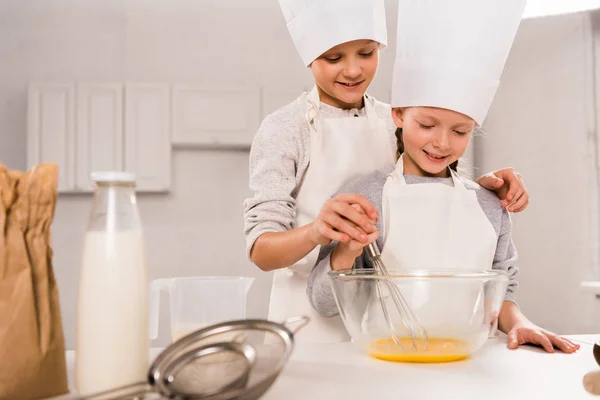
63 335 600 399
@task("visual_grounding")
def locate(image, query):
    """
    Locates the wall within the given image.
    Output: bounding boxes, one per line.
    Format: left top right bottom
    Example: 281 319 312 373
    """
478 12 600 334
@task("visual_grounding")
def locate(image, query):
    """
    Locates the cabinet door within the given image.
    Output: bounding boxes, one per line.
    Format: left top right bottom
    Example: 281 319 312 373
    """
76 83 123 191
27 83 76 192
124 83 171 192
172 85 260 148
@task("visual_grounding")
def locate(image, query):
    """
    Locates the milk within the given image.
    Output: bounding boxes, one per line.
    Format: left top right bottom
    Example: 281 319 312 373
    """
75 229 149 395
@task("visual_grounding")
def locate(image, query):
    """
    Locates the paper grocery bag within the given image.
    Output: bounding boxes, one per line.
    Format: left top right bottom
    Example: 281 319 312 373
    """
0 163 68 399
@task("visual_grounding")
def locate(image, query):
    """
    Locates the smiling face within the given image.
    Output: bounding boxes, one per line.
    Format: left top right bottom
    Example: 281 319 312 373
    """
392 107 476 177
309 39 380 110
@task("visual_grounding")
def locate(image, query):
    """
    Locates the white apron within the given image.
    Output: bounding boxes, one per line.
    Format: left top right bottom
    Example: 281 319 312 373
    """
377 155 498 338
267 86 394 343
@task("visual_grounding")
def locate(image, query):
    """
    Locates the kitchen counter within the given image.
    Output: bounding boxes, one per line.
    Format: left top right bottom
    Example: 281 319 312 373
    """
64 335 600 399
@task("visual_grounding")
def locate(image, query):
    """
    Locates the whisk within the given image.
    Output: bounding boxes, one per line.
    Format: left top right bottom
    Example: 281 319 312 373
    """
366 242 429 350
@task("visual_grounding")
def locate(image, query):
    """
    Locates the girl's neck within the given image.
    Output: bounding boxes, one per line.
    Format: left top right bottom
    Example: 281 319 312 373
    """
402 153 451 178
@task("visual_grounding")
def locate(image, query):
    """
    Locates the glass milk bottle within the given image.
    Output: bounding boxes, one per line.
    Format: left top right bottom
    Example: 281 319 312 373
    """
75 172 149 395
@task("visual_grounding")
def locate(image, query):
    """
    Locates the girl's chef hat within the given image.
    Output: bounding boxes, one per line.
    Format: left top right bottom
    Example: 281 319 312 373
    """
390 0 527 125
279 0 388 66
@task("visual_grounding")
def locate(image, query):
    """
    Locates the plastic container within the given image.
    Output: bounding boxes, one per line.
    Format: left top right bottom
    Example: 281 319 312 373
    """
149 276 254 342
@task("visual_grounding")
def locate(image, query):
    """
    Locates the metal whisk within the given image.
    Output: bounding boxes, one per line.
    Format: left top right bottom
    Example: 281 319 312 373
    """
366 242 429 350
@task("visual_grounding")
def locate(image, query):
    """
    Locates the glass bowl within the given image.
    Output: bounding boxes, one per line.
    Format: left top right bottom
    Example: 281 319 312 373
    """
328 268 509 363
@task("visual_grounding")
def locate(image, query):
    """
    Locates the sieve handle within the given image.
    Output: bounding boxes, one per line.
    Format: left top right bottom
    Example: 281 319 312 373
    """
283 315 310 334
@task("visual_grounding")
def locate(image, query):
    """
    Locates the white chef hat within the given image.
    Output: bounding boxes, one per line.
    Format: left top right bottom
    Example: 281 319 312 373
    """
279 0 388 66
390 0 526 125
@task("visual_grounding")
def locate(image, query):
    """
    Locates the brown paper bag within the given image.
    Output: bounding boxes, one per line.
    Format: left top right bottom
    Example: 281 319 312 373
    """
0 164 68 399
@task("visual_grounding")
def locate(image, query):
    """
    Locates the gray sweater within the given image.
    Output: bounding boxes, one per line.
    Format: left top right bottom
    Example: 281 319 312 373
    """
307 166 519 318
243 91 396 259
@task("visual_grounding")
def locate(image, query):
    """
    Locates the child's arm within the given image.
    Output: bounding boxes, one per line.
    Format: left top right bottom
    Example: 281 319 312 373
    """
244 114 378 272
306 205 379 317
498 301 579 353
306 231 378 318
331 210 379 271
244 115 307 270
307 202 381 318
306 170 387 316
251 194 378 271
306 243 345 318
493 209 579 353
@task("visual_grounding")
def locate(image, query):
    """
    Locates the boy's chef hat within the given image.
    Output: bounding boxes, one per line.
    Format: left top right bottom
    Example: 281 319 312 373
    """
279 0 387 66
390 0 526 125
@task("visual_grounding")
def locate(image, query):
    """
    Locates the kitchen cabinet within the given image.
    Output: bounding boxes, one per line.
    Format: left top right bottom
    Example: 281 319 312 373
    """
171 85 260 148
124 83 171 192
75 83 123 191
27 82 171 192
27 83 76 192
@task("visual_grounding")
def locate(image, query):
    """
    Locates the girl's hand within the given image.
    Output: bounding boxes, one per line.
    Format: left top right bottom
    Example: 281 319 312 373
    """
310 194 378 246
507 321 581 353
331 204 379 271
475 168 529 213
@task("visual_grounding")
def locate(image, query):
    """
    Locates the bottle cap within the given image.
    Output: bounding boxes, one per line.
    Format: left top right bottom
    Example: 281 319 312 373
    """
90 171 136 184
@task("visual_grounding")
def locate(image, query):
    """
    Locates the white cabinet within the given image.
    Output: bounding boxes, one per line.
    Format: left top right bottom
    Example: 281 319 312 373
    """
172 85 260 148
170 85 316 148
27 83 76 192
76 83 124 191
124 84 171 192
28 81 310 192
27 82 171 193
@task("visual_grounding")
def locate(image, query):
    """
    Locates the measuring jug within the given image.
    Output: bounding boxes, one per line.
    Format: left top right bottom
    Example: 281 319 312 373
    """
149 276 254 342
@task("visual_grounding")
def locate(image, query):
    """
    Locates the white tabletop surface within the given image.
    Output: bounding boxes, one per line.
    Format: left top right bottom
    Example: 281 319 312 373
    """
64 335 600 399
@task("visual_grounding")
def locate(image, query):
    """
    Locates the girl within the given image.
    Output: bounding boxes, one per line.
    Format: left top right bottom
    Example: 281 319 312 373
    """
244 0 530 343
306 0 579 353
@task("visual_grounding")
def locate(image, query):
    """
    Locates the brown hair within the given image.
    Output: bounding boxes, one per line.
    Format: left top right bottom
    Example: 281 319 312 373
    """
395 127 458 172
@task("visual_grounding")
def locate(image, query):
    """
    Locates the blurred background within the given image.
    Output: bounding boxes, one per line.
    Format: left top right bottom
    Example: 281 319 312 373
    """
0 0 599 348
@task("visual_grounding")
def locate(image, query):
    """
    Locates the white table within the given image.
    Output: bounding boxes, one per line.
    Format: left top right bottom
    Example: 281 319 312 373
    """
65 335 600 399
